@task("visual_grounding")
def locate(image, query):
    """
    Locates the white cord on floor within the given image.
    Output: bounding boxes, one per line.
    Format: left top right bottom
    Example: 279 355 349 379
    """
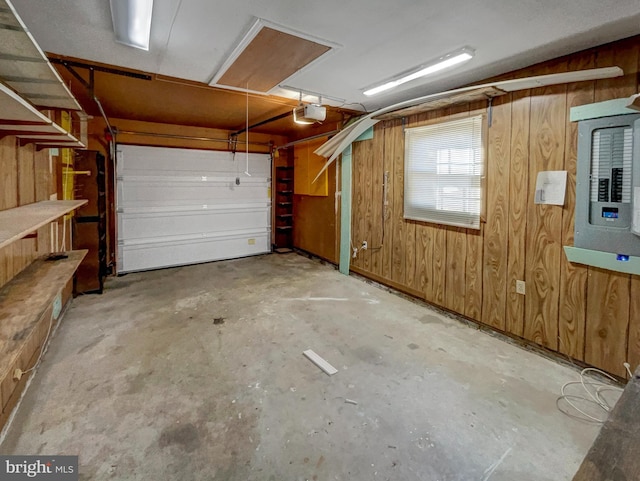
557 367 626 423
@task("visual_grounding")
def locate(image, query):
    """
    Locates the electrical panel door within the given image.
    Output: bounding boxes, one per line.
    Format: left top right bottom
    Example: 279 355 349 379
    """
575 113 640 256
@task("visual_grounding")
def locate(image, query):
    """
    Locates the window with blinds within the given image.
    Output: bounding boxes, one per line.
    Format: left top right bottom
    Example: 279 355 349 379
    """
404 115 484 229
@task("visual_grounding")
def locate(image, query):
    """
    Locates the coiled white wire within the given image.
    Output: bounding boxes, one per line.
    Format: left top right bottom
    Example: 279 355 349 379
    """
557 366 629 423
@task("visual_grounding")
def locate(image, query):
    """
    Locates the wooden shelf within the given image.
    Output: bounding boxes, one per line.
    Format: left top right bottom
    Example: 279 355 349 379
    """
17 132 84 148
0 0 81 110
0 200 88 250
0 250 87 425
0 82 84 147
1 122 66 135
0 250 86 361
0 81 53 124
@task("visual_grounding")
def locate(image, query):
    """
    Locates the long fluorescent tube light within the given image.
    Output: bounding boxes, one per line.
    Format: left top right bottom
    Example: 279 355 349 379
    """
110 0 154 51
363 48 475 96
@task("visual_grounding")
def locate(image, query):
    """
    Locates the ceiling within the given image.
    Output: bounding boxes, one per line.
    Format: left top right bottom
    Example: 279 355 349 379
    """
45 54 349 137
8 0 640 134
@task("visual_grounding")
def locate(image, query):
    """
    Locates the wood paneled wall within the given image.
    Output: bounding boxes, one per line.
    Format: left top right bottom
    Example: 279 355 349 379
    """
349 36 640 378
0 136 63 289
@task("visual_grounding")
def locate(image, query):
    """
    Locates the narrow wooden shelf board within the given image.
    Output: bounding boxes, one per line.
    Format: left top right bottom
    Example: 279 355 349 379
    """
0 250 87 376
0 200 88 250
564 246 640 275
17 131 85 148
32 140 85 149
0 81 52 124
374 87 505 121
0 122 66 135
0 82 81 146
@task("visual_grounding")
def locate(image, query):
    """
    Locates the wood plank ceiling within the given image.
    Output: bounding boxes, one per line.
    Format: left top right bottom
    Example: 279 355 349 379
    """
48 54 355 138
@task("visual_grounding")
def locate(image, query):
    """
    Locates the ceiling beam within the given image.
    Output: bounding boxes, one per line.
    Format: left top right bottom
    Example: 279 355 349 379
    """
49 58 152 81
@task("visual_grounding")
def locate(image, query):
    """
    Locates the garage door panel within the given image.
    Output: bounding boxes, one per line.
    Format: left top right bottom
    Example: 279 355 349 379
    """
116 144 271 273
119 145 269 174
120 232 269 273
119 183 268 203
120 208 270 240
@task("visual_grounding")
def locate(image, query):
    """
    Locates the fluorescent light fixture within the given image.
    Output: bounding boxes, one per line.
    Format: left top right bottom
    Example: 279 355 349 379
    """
110 0 154 50
363 47 475 96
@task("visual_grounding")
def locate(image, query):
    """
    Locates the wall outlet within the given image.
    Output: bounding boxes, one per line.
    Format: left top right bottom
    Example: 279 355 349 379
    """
516 280 526 295
362 241 368 250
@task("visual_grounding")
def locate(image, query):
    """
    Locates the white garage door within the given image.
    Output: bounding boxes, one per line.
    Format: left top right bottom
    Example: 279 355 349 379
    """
116 144 271 273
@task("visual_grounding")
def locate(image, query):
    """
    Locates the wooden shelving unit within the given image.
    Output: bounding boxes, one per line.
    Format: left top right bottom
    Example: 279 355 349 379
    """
0 0 88 432
0 200 88 250
274 166 294 252
73 150 108 293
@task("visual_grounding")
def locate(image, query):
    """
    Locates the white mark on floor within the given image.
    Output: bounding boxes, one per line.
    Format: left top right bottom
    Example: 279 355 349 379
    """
285 297 349 302
482 447 512 481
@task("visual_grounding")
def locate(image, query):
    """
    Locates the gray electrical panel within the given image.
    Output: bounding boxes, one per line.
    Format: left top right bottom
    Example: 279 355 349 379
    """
575 113 640 256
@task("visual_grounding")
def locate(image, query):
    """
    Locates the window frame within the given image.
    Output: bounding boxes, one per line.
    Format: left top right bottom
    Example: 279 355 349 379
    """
403 113 487 229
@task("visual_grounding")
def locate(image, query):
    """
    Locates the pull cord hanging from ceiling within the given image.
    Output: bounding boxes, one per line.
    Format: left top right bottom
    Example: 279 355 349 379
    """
245 83 251 177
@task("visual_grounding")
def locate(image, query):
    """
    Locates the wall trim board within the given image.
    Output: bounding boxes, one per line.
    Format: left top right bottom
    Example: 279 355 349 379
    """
339 146 352 275
569 97 639 122
564 246 640 275
293 247 338 266
350 265 423 299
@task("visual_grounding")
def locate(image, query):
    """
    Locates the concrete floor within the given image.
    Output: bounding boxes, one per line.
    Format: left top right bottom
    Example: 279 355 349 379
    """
1 253 599 480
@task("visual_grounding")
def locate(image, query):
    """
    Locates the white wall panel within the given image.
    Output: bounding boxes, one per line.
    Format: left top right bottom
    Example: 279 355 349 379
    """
116 145 271 273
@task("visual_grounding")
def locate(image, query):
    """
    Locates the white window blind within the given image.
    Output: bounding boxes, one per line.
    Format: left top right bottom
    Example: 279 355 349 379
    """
404 115 484 229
